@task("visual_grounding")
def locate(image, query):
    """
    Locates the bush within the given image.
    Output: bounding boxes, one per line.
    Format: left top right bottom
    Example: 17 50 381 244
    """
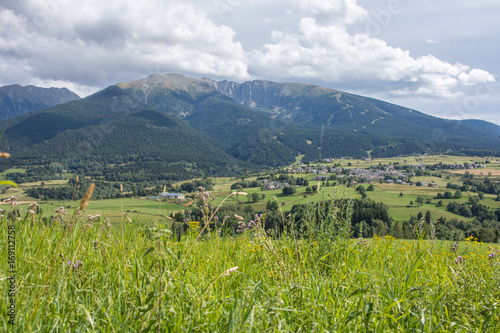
282 186 297 195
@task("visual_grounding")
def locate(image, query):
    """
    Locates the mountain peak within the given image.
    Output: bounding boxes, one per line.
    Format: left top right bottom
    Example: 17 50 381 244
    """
116 73 218 94
0 84 80 120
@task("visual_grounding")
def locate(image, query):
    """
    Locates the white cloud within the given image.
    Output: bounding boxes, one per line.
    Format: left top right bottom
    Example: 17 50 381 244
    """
249 2 495 99
0 0 250 92
458 69 495 86
288 0 367 25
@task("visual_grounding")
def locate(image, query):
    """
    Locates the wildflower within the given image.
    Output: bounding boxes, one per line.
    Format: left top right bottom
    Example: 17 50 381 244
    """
189 221 200 229
451 242 458 253
87 214 101 223
453 255 464 264
356 238 368 247
246 220 256 231
488 253 498 260
67 259 83 270
236 221 246 233
54 206 66 216
29 202 39 211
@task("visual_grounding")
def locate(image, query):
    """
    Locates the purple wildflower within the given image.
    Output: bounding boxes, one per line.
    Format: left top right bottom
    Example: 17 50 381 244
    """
453 255 463 264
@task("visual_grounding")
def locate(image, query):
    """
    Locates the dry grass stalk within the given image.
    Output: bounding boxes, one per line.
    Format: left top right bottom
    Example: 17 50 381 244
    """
0 152 10 158
80 183 95 210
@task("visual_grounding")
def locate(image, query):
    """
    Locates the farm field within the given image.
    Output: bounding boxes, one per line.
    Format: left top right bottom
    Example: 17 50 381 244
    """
1 155 498 227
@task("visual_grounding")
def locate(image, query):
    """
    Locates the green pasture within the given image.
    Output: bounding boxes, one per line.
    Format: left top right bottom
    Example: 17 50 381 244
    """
1 206 499 331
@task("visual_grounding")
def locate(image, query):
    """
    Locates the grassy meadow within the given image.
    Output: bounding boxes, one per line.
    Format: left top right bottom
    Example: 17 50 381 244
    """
1 191 499 332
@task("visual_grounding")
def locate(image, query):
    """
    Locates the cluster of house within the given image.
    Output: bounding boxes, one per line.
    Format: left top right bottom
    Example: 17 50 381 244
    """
312 166 440 187
262 180 290 191
287 165 330 174
150 192 186 200
439 163 487 169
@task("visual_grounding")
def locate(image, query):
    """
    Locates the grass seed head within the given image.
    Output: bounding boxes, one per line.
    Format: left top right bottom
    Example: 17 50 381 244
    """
223 266 239 276
80 183 95 210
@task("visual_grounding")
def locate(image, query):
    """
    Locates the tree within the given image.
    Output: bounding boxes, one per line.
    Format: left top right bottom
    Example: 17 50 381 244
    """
399 191 404 198
356 185 366 195
453 190 462 199
282 186 296 195
392 222 403 239
409 200 414 207
312 185 318 192
477 191 485 200
305 186 312 193
425 211 432 224
416 196 424 206
443 191 453 199
367 184 375 191
266 200 279 211
251 192 260 203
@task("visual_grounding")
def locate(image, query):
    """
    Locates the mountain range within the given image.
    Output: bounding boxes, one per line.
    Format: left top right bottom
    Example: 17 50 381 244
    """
0 84 80 121
0 74 499 181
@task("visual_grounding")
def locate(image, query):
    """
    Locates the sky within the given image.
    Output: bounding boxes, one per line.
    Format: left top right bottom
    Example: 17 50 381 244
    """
1 0 499 125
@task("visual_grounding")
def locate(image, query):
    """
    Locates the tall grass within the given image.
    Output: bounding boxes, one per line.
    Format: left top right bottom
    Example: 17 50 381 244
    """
1 194 499 332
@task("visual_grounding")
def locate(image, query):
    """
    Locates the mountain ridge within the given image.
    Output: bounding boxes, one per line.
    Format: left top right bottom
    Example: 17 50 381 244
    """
0 84 80 120
0 73 498 183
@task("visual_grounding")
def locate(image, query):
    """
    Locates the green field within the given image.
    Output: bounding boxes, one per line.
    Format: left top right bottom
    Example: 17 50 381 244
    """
1 155 499 226
1 197 499 331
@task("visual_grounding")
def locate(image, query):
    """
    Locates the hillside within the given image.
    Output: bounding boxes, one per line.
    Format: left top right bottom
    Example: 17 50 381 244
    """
118 74 500 160
0 86 251 181
0 84 80 120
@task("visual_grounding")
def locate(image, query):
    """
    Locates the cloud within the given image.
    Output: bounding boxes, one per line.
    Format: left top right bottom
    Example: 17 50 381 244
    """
288 0 367 25
0 0 496 107
458 69 495 86
0 0 250 94
249 0 495 99
425 38 439 44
